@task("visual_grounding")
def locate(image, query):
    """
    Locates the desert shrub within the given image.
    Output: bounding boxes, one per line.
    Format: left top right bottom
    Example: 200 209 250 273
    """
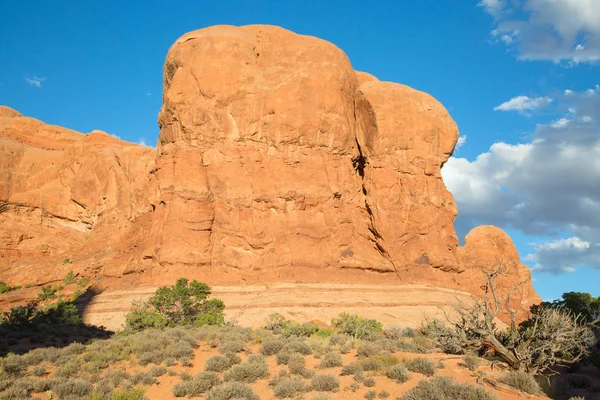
219 339 245 354
401 376 497 400
331 313 382 340
284 338 313 355
503 371 542 395
223 358 269 383
311 374 339 392
130 371 156 385
314 327 334 338
387 364 411 383
365 389 376 400
261 337 286 355
318 352 343 368
64 270 76 285
0 385 31 399
378 390 390 398
462 355 480 371
111 388 147 400
124 278 224 331
0 282 20 294
382 324 404 340
37 285 56 301
205 355 234 373
288 353 306 375
0 354 28 377
0 299 83 329
406 357 436 376
272 377 309 398
341 362 363 376
149 365 167 377
329 333 351 346
375 338 401 353
307 336 330 358
363 376 376 387
283 322 320 338
53 378 93 398
357 342 382 358
205 381 259 400
360 357 382 371
172 371 221 397
31 365 47 377
265 313 290 331
276 350 292 365
420 318 463 354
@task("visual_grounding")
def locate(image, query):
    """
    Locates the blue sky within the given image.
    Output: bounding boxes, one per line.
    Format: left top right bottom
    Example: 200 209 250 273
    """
1 1 598 300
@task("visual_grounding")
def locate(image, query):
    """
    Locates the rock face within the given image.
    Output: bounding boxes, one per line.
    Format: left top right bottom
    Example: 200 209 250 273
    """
0 25 539 317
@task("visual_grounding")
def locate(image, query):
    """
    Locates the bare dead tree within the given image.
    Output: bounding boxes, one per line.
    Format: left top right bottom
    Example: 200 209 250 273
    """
427 264 597 375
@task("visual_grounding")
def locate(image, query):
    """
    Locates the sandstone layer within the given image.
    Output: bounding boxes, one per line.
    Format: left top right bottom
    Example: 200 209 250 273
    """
0 25 540 322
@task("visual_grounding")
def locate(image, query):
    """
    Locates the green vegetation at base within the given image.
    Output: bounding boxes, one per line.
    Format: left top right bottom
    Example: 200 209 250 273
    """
125 278 225 332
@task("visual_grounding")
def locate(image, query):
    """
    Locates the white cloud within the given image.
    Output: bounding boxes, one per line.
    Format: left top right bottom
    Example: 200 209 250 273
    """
478 0 506 17
456 135 467 149
443 87 600 274
480 0 600 63
494 95 552 113
25 76 46 87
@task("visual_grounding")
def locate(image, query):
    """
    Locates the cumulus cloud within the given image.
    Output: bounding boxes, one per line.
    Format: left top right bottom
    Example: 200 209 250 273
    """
481 0 600 63
443 86 600 274
25 76 46 87
494 95 553 113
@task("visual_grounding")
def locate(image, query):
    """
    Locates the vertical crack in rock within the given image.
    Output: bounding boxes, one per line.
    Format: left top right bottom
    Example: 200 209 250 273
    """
353 135 402 280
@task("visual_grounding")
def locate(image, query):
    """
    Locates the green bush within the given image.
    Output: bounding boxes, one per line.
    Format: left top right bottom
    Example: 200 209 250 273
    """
64 271 76 285
406 357 436 376
331 313 382 340
125 278 224 331
272 377 309 398
386 364 411 383
37 285 57 301
401 376 497 400
503 371 542 395
206 381 259 400
0 281 20 294
172 371 221 397
317 352 343 368
111 388 147 400
311 374 339 392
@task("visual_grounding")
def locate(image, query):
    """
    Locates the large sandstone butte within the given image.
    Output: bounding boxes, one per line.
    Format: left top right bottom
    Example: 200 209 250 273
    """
0 25 539 325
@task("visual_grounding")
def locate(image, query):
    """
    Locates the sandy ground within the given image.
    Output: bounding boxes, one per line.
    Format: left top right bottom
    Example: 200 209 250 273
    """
81 282 479 331
143 343 548 400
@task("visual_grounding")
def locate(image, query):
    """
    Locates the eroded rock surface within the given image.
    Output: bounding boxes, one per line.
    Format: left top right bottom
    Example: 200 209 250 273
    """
0 25 540 318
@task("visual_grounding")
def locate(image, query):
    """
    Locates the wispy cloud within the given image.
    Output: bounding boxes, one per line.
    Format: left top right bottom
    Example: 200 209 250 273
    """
25 76 46 88
456 135 467 149
494 95 552 113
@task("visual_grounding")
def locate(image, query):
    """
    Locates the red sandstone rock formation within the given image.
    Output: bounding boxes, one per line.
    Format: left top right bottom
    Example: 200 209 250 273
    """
0 25 540 315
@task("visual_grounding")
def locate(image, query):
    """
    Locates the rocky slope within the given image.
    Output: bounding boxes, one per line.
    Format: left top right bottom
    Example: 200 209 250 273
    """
0 25 539 322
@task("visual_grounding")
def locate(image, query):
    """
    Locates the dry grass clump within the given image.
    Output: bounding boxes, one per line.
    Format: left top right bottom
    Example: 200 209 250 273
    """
223 355 269 383
363 376 376 387
462 355 481 372
172 371 221 397
401 376 497 400
386 364 411 383
503 371 542 395
317 352 343 369
272 376 310 398
311 374 339 392
357 342 382 358
406 357 436 376
205 381 259 400
288 353 307 375
260 338 286 356
205 355 236 372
